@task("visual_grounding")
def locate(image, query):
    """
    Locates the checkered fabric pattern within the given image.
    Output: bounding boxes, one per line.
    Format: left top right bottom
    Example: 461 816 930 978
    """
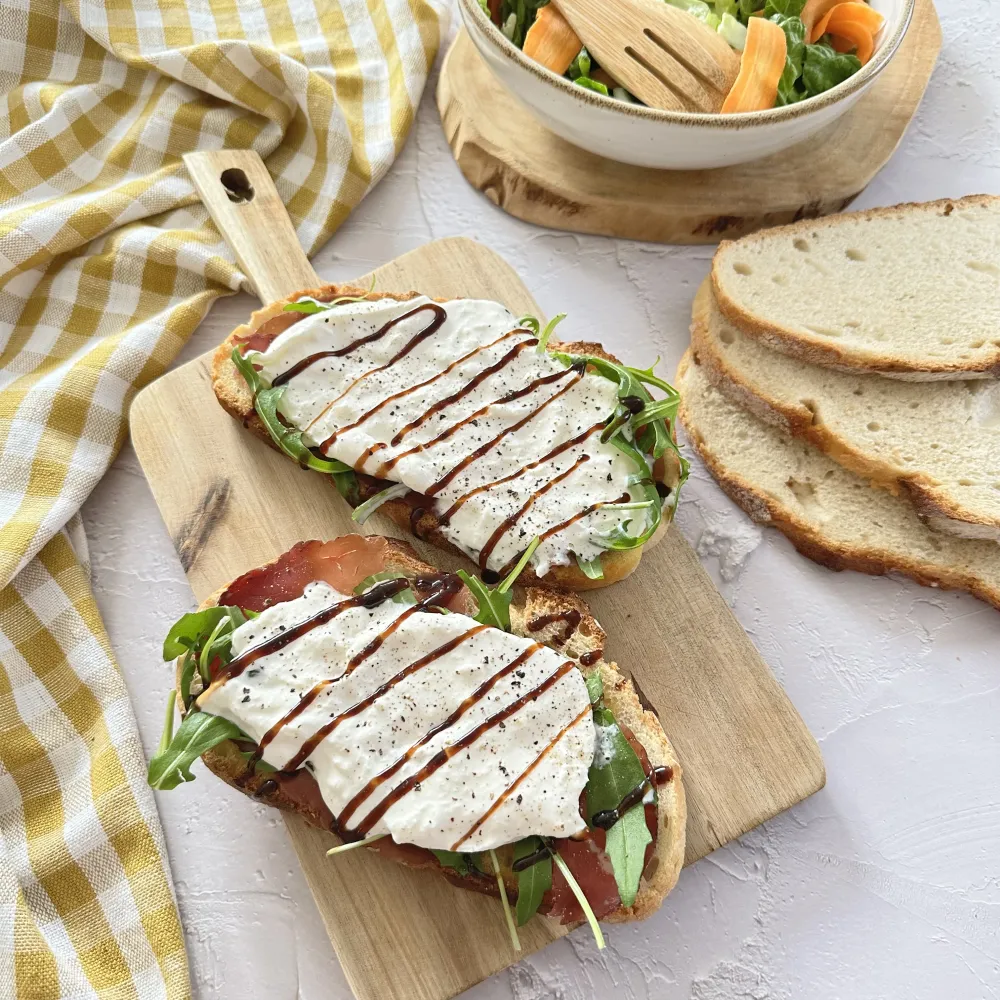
0 0 445 996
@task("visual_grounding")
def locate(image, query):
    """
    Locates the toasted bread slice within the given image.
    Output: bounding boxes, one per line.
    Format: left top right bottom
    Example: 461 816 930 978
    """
691 280 1000 543
676 352 1000 609
711 195 1000 380
182 536 686 924
211 286 681 591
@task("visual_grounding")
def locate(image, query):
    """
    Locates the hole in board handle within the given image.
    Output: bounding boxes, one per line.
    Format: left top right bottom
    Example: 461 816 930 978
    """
220 168 254 204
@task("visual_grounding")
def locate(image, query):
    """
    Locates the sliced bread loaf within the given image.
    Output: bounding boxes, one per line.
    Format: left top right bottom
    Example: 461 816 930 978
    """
711 195 1000 380
690 281 1000 542
676 352 1000 611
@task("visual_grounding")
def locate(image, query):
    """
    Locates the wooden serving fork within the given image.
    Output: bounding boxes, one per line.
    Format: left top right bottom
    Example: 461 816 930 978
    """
552 0 741 113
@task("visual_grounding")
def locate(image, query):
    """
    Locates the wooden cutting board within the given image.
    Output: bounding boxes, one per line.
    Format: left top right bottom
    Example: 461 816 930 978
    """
130 152 823 1000
437 0 941 243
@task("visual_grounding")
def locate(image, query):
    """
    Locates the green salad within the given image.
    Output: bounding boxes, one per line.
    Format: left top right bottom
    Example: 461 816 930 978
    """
484 0 881 112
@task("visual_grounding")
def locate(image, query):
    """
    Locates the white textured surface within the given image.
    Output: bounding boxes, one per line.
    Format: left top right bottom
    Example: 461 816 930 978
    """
84 5 1000 997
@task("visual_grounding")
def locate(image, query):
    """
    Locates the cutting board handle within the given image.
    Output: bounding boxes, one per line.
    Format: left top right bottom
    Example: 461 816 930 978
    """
183 150 320 303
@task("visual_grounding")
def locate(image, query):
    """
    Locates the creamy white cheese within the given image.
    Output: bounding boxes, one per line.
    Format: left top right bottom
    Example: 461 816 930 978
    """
201 581 596 852
253 296 645 576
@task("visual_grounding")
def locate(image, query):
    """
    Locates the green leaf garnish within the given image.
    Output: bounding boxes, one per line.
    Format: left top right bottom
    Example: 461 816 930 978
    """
536 313 567 353
351 482 410 524
517 315 540 335
238 750 277 774
490 848 521 951
585 671 604 704
179 652 197 708
567 46 591 80
163 606 248 661
147 707 244 790
457 537 540 631
551 849 605 950
326 833 387 855
605 804 651 908
163 606 253 698
231 347 354 476
574 77 610 96
282 282 377 315
513 837 552 926
576 554 605 580
586 705 654 908
432 849 471 875
457 572 510 630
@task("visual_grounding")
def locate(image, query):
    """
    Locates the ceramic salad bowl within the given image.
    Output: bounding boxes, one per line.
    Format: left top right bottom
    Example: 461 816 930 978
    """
458 0 914 170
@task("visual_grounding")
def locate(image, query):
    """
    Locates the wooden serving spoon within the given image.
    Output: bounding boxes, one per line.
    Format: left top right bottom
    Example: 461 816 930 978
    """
551 0 742 113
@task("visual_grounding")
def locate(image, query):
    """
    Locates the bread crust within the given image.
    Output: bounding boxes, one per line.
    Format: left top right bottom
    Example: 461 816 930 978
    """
711 194 1000 381
676 351 1000 611
690 280 1000 542
182 536 686 924
211 287 680 591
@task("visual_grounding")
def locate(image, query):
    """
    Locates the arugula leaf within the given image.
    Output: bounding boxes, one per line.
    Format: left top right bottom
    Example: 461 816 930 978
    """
535 313 566 353
605 803 652 908
458 537 541 631
432 849 471 875
576 554 605 580
457 571 512 630
231 347 353 476
283 299 330 315
351 482 410 524
332 469 359 503
163 607 233 660
551 849 605 950
585 671 604 704
586 706 647 817
737 0 761 20
490 848 521 950
163 606 250 668
513 837 552 926
179 652 197 708
586 705 653 908
238 750 277 774
282 287 376 315
147 707 244 790
801 42 862 97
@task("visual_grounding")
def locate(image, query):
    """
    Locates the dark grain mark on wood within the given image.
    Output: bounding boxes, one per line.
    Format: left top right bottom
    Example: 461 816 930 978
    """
629 673 660 718
693 214 746 237
174 479 232 572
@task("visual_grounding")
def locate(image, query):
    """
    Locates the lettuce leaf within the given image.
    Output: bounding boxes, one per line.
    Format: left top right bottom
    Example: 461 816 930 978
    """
771 15 807 106
802 42 863 97
513 838 552 925
575 77 609 96
763 0 805 15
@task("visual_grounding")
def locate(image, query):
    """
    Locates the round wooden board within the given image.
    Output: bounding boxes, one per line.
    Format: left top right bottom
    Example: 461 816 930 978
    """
436 0 941 244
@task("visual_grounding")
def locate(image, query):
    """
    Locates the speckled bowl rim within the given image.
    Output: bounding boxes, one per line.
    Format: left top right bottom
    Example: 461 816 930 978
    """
458 0 915 128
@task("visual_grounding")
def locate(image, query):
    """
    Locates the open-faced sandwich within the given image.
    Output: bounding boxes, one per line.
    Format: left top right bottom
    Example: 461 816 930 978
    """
148 534 685 945
211 287 687 591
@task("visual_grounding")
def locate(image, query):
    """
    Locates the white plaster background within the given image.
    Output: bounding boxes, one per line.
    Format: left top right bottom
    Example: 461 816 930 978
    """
82 3 1000 997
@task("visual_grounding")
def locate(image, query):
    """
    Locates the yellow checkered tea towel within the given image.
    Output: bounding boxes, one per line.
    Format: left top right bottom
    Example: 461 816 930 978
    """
0 0 446 996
